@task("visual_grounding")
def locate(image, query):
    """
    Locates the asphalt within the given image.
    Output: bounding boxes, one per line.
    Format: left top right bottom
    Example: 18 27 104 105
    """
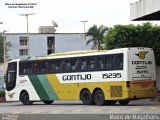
0 100 160 114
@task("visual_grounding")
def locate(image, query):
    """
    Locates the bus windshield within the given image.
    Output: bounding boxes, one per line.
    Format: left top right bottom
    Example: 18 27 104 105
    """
5 62 17 91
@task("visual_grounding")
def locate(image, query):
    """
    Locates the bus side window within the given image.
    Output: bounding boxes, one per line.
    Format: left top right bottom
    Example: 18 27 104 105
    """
32 63 37 73
90 61 95 69
81 61 87 70
71 60 76 71
32 62 41 73
41 61 47 72
48 61 56 72
61 60 67 72
104 55 113 70
99 61 104 69
19 62 32 75
55 60 61 72
97 56 105 70
87 57 96 70
114 54 123 70
74 59 79 71
66 62 71 71
24 62 32 74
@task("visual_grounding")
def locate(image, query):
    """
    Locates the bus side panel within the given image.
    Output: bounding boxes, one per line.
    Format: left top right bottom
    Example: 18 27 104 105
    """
46 71 129 101
46 74 80 100
5 75 41 101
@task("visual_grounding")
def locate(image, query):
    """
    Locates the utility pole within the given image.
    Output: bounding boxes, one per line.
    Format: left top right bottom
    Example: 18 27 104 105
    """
19 13 35 56
19 13 35 33
81 20 88 33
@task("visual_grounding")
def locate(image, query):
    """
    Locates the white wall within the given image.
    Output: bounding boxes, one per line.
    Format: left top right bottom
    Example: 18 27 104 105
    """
55 34 91 53
6 34 20 60
29 34 48 57
5 33 92 60
130 0 160 20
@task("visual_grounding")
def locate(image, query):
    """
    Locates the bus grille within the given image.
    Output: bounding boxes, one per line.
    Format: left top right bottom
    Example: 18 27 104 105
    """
110 86 122 97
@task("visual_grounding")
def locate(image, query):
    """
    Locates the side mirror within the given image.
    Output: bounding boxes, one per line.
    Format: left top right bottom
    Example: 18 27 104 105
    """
4 74 7 83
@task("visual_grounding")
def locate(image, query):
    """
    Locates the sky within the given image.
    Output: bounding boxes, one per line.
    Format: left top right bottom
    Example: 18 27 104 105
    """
0 0 157 33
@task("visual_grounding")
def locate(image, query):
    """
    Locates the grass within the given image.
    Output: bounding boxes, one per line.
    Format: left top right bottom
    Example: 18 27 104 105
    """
0 87 5 97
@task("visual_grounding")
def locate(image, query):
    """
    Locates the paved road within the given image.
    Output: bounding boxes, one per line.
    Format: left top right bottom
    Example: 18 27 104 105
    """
0 100 160 114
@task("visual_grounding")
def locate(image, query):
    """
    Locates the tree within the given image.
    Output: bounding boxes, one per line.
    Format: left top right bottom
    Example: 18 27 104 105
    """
86 25 108 50
103 22 160 65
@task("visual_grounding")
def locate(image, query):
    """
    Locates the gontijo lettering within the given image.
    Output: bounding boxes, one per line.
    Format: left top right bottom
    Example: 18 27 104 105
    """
132 61 152 65
62 74 91 81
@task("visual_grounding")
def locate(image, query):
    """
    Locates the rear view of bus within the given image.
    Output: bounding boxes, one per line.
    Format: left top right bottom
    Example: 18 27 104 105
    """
127 48 157 100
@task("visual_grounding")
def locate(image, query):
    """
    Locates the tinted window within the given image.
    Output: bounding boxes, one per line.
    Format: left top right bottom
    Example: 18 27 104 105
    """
19 62 32 74
5 62 17 91
19 53 123 75
114 54 123 70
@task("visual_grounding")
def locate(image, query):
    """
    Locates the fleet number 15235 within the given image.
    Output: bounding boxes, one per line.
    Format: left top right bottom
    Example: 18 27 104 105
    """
102 73 122 79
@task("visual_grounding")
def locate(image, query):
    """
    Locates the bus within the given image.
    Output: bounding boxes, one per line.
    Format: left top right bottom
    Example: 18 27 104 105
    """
4 47 157 105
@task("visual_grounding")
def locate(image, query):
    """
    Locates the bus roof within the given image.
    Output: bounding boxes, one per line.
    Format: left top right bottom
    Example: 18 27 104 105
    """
48 50 108 57
19 50 108 61
9 47 152 62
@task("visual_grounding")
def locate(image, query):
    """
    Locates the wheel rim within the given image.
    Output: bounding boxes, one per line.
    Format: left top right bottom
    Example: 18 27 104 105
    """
24 94 29 102
21 92 30 104
81 90 94 105
94 90 105 105
97 94 103 101
83 93 90 101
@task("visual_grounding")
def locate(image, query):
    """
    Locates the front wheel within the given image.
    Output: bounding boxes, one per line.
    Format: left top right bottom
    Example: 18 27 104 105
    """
43 100 54 105
94 90 105 106
118 100 130 105
20 91 33 105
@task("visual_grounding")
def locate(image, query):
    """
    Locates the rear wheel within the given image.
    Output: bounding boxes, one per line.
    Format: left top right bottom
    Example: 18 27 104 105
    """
43 100 54 105
80 89 94 105
118 100 130 105
94 90 105 106
20 91 33 105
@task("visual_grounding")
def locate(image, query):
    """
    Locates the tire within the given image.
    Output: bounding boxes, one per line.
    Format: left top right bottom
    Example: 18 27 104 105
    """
94 90 105 106
105 100 117 105
20 91 33 105
118 100 129 105
43 100 54 105
80 89 94 105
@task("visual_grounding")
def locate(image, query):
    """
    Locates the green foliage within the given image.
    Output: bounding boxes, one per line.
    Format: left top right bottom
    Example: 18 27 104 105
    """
0 87 5 97
86 25 108 50
104 22 160 65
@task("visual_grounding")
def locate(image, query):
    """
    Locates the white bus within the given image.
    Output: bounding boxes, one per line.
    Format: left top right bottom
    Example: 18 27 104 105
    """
4 47 157 105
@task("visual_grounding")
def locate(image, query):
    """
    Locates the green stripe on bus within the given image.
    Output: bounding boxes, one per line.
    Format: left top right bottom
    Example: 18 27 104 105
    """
28 74 50 100
37 75 59 100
